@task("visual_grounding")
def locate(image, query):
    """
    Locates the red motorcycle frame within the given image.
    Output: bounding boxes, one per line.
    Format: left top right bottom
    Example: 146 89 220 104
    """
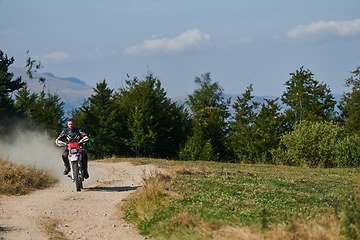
65 135 89 191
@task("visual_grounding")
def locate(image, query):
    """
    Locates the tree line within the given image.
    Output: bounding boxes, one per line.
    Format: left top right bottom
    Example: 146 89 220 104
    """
1 49 360 167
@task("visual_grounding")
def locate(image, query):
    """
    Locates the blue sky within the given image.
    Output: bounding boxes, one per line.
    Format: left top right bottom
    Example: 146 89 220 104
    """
1 0 359 98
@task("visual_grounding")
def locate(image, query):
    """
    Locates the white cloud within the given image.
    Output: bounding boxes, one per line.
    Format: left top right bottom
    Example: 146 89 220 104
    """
124 28 211 56
94 48 102 56
87 48 103 59
151 34 165 39
35 51 70 62
238 37 252 44
286 19 360 41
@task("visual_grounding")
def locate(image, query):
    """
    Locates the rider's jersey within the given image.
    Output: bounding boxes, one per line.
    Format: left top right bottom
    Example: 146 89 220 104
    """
56 127 87 146
59 127 86 138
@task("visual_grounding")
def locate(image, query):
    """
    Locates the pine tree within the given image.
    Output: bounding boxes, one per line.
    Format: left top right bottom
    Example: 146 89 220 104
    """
124 106 156 157
229 84 259 161
340 65 360 134
254 98 284 161
15 85 65 135
184 72 231 160
76 79 114 159
229 85 284 162
0 50 26 131
115 73 190 158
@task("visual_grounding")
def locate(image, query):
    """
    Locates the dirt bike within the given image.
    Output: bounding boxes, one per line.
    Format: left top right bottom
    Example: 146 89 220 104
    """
65 135 89 192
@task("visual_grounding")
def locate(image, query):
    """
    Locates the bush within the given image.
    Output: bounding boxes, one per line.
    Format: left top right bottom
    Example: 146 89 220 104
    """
334 134 360 168
272 121 343 167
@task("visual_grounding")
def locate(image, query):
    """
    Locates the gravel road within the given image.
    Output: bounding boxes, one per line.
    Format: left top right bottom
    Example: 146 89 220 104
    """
0 161 154 240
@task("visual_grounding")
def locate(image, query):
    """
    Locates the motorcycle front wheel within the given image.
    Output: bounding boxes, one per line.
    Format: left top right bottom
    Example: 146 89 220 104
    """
73 164 81 192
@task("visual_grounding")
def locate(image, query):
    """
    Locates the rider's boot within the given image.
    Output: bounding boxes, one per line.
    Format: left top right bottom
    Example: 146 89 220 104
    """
63 161 70 175
82 153 89 179
62 150 70 175
83 163 89 179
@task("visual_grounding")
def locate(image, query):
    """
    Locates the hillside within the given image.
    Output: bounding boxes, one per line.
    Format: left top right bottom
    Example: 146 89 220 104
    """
9 66 94 113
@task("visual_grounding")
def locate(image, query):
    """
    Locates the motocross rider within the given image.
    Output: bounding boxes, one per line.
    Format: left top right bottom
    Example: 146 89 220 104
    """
56 118 90 179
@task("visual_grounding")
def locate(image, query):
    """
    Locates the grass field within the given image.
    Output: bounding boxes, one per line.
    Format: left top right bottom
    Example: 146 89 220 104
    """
108 158 359 239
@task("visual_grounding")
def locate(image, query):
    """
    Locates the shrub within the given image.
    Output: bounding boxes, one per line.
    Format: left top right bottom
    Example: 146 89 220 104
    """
334 134 360 168
272 121 343 167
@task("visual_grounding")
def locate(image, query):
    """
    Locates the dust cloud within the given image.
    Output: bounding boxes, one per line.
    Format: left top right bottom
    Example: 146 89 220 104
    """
0 123 66 181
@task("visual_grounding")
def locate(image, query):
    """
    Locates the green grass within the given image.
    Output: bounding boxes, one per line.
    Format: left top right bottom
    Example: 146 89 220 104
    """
172 165 348 226
109 158 358 239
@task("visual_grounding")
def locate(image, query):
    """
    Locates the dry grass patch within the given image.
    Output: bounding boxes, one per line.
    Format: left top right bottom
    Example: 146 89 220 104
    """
39 217 68 240
214 215 344 240
0 157 57 195
122 169 171 214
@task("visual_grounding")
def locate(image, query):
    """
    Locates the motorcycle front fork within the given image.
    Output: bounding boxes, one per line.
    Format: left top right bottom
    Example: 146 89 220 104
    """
69 160 84 181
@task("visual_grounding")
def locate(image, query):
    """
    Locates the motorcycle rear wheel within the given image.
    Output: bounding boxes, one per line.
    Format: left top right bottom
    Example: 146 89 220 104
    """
73 164 81 192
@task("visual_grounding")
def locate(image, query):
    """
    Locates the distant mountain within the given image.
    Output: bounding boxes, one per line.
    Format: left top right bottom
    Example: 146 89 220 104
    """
8 66 343 116
42 72 88 85
9 66 94 114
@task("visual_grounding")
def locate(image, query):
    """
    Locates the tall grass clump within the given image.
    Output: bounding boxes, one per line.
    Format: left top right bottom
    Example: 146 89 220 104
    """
121 170 173 235
0 157 57 195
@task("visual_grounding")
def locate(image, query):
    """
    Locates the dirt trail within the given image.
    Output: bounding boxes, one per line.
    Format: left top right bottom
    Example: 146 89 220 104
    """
0 162 154 240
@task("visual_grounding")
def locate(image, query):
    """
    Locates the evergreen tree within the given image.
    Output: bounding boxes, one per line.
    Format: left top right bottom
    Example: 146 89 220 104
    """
0 50 25 131
76 79 114 159
229 85 259 161
340 65 360 134
254 98 284 161
13 85 36 117
230 85 284 162
124 106 156 157
115 73 190 158
179 108 217 161
15 86 65 135
184 72 231 160
281 66 336 127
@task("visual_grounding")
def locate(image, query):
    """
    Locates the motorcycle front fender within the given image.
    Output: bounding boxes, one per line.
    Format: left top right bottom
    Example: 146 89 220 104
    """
69 155 79 181
70 154 79 163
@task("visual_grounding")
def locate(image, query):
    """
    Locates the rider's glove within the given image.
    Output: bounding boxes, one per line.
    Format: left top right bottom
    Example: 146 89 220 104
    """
55 137 67 147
